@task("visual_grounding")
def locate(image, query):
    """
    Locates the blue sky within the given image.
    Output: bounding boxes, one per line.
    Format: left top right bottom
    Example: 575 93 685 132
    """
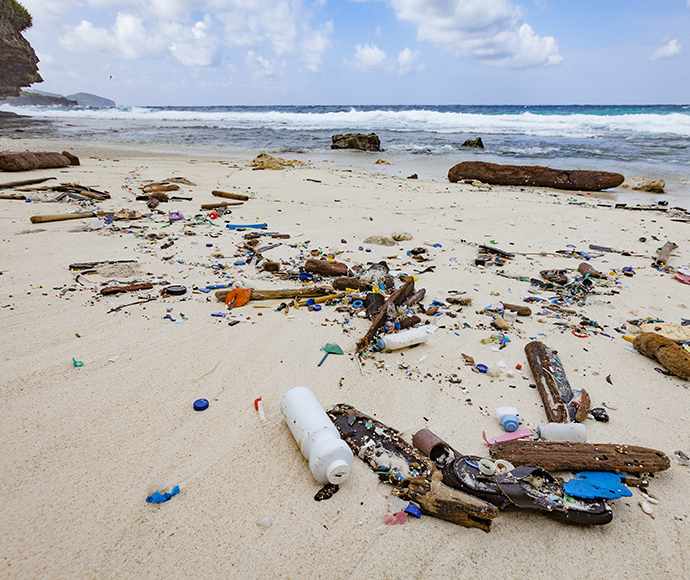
19 0 690 106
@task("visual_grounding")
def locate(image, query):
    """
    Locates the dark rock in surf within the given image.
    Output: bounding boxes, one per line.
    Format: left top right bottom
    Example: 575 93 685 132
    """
461 137 484 149
331 133 381 152
448 161 625 191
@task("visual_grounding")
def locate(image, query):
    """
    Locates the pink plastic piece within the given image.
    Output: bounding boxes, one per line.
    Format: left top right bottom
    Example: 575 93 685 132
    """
482 428 533 446
383 511 408 525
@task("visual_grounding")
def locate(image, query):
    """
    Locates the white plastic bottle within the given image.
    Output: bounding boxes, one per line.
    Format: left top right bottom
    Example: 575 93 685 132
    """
280 387 353 485
495 407 520 432
376 327 429 351
538 422 587 442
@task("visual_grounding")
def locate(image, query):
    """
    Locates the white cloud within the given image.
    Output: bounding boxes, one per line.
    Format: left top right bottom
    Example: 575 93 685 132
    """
351 43 391 72
56 1 333 71
245 50 280 77
388 0 561 68
652 39 681 60
397 47 423 74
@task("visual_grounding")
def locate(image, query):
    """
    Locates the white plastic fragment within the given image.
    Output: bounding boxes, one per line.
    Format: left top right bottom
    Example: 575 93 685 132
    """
639 500 654 516
256 516 272 529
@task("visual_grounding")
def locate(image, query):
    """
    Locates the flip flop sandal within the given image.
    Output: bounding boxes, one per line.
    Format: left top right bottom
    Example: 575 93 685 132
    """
443 456 612 526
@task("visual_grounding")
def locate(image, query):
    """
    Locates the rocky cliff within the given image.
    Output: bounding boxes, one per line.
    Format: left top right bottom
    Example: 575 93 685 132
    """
0 0 41 99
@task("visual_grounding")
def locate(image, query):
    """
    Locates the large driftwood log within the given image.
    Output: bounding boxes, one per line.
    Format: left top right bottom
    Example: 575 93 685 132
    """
525 341 587 422
490 440 670 474
448 161 625 191
653 241 677 268
393 471 498 532
633 332 690 379
0 152 72 172
212 190 249 201
304 258 350 277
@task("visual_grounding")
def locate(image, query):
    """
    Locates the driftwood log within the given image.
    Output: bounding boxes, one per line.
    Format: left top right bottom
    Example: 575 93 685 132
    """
0 152 72 172
30 211 96 224
490 440 670 474
214 285 332 302
332 277 366 291
525 341 589 423
578 262 606 279
304 259 350 277
212 190 249 201
633 332 690 379
200 202 244 210
502 302 531 316
0 177 56 189
448 161 625 191
653 241 677 268
394 471 498 532
101 282 153 295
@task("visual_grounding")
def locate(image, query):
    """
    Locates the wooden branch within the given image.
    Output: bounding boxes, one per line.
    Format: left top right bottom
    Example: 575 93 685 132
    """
212 189 249 201
356 277 414 353
214 285 333 302
525 341 577 423
490 440 670 474
30 212 96 224
0 177 56 189
101 282 153 295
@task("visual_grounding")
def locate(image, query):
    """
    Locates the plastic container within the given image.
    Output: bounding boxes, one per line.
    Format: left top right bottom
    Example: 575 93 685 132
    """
495 407 520 432
376 327 428 351
280 387 353 485
538 422 587 442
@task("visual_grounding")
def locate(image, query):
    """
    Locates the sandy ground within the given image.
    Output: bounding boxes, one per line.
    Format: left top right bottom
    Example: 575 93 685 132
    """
1 138 689 579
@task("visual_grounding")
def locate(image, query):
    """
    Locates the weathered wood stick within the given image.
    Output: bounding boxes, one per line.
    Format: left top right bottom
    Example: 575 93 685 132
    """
502 302 531 316
490 440 670 474
356 277 415 353
304 258 350 277
654 241 677 267
30 212 96 223
212 189 249 201
200 202 244 209
525 341 578 423
143 183 179 193
214 285 333 302
0 194 26 200
101 282 153 295
394 471 498 532
0 177 56 189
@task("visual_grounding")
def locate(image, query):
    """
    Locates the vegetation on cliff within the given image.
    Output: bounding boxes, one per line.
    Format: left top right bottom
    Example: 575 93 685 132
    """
0 0 32 32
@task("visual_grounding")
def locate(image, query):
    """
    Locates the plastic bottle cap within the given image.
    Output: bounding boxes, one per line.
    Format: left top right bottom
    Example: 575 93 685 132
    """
476 364 488 373
326 460 351 484
193 398 209 411
376 338 386 350
502 415 520 432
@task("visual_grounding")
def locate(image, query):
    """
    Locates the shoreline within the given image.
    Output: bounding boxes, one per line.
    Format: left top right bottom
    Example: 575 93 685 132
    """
1 138 689 579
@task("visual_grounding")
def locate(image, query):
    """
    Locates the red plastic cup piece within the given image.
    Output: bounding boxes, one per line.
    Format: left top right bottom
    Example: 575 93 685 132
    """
254 397 262 411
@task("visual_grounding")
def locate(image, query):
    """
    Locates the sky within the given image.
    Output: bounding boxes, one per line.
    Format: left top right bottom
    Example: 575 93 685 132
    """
17 0 690 106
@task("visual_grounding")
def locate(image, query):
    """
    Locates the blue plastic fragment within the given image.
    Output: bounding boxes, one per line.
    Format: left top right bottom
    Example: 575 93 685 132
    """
146 485 181 504
352 300 363 309
226 223 268 230
404 503 422 518
563 472 632 500
299 272 314 282
211 312 226 317
193 398 209 411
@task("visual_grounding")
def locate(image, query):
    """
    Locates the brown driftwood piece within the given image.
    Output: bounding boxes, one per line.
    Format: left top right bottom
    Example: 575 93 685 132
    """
575 389 591 423
402 288 426 308
101 282 153 295
544 304 577 315
0 152 72 172
333 277 366 291
447 161 625 191
633 332 690 380
0 193 26 200
212 189 249 201
490 440 671 474
214 285 333 302
578 262 606 279
653 241 677 267
525 341 578 423
200 202 244 210
502 302 531 316
142 183 179 193
394 471 498 532
0 177 56 189
30 212 97 224
304 258 350 277
356 277 415 353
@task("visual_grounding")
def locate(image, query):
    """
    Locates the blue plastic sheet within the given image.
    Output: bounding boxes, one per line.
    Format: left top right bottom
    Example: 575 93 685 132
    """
563 472 632 500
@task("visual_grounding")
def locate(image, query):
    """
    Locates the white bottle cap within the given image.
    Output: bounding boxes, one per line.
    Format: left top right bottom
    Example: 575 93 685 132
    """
326 460 351 484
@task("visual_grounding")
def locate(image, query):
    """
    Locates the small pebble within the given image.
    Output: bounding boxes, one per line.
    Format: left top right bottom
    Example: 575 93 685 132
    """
256 516 272 529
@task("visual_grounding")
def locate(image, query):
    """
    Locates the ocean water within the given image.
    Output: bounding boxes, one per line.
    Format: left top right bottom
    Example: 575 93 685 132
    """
1 103 689 199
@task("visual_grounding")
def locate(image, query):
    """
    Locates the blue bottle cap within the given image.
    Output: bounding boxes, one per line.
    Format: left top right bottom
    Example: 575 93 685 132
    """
312 304 322 311
193 398 209 411
476 364 488 373
352 300 363 309
502 415 519 432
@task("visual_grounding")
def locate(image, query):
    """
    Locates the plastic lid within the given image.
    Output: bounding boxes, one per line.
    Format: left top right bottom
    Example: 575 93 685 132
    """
502 415 519 432
376 338 386 351
326 460 351 484
193 398 209 411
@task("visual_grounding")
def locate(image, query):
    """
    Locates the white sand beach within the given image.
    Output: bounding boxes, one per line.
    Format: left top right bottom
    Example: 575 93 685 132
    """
1 138 689 579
